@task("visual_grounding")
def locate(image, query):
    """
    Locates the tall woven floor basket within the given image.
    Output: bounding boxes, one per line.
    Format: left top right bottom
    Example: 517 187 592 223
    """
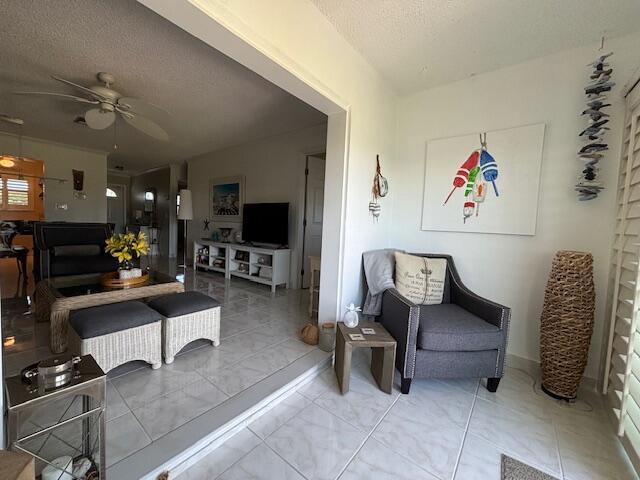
539 250 595 400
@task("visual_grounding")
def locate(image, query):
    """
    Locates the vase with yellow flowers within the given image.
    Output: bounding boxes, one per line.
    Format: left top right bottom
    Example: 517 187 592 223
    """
105 231 150 279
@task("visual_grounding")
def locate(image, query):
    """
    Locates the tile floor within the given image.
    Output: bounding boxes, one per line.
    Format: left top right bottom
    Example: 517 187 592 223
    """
2 258 638 480
1 258 317 469
179 350 638 480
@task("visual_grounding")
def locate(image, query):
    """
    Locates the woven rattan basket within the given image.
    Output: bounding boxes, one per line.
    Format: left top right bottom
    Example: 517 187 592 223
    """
539 250 595 400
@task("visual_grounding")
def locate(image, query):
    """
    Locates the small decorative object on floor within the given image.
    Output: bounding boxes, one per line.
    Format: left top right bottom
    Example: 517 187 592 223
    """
105 231 149 279
369 154 388 221
539 250 595 400
318 322 336 352
575 40 614 201
501 455 558 480
300 323 319 345
343 303 361 328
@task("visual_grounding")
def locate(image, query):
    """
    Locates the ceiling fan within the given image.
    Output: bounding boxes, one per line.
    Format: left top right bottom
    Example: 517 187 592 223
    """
14 72 170 142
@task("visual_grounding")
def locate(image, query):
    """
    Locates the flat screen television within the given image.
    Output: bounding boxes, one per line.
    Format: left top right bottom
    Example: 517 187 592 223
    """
242 203 289 246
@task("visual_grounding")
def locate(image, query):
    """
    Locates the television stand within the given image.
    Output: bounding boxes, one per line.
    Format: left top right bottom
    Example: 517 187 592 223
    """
193 240 290 292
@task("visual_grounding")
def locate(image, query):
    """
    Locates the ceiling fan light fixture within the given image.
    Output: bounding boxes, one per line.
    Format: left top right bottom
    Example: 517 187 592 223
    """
84 108 116 130
0 156 16 168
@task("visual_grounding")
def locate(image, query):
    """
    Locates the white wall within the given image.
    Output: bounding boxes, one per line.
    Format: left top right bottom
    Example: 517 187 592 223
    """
187 123 327 287
393 32 640 379
0 132 107 222
142 0 398 323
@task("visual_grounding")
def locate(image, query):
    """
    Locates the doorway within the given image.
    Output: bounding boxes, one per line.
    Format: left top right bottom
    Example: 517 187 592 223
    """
106 183 127 234
301 154 326 289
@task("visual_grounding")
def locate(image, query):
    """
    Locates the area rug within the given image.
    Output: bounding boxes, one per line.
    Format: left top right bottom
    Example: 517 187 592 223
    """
501 455 559 480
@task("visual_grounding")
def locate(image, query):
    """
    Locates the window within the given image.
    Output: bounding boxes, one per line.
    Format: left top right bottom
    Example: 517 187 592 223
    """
0 174 33 210
605 85 640 462
177 193 180 215
106 187 118 198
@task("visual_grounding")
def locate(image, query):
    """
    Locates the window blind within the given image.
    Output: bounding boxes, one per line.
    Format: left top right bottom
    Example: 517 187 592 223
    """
604 83 640 468
6 178 30 206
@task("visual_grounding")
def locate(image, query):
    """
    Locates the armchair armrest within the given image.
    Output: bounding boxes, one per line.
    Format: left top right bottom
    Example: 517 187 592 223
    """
449 276 510 331
379 288 420 379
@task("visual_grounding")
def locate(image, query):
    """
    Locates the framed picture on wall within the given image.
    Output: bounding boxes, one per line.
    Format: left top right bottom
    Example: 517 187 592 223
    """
421 123 545 236
210 175 245 222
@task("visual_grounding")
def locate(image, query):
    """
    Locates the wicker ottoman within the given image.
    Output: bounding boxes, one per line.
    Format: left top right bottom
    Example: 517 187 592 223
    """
148 291 221 364
68 301 162 373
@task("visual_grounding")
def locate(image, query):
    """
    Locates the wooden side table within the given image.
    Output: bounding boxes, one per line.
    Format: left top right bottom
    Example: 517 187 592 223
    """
335 320 396 394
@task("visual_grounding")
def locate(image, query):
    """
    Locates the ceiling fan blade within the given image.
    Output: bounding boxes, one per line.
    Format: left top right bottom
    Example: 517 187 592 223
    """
85 108 115 130
0 114 24 125
51 75 106 101
118 97 170 118
121 113 169 142
13 91 99 105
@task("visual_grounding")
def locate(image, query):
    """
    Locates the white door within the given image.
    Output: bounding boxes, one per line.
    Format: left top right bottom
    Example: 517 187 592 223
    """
107 184 126 234
302 155 325 288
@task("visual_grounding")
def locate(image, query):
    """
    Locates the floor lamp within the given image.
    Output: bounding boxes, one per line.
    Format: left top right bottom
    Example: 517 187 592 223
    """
178 189 193 268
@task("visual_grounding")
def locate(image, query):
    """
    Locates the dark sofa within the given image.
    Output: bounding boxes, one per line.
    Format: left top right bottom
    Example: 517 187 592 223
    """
33 222 118 280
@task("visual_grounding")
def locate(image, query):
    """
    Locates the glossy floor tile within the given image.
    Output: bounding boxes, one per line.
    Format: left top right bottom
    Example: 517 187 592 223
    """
1 261 317 470
218 443 305 480
179 429 262 479
266 403 367 480
181 365 638 480
3 259 638 479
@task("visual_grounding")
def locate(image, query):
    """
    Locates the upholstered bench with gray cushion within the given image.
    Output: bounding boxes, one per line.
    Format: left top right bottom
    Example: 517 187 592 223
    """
148 291 221 364
68 301 162 373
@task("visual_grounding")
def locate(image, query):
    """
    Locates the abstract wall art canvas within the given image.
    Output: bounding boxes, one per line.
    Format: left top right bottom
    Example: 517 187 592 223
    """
421 123 545 236
210 175 245 222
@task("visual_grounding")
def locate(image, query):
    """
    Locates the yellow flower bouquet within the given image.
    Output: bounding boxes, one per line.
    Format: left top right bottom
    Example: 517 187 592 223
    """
105 231 149 278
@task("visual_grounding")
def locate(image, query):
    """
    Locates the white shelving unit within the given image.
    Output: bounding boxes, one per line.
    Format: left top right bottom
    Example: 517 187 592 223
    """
193 240 290 292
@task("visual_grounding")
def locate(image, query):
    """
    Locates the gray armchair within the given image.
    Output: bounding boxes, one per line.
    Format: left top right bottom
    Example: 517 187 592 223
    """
376 254 510 394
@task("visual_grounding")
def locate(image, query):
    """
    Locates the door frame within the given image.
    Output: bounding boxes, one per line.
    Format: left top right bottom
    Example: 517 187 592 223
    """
296 150 326 290
140 0 350 330
106 182 128 233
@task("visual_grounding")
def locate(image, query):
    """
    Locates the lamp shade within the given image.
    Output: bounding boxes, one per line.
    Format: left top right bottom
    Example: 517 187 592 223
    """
178 189 193 220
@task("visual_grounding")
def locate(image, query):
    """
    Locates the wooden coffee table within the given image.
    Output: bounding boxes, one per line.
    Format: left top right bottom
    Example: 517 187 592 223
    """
35 271 184 353
335 320 396 394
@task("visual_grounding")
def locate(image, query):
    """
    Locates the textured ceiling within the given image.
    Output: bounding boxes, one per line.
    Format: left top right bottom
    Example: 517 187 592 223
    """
0 0 326 172
311 0 640 94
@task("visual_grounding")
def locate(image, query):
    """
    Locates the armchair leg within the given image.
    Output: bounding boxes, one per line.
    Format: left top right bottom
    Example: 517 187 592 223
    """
486 377 501 392
401 378 412 394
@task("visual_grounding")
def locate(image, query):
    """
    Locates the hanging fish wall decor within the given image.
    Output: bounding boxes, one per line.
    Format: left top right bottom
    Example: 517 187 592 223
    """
443 132 501 223
575 44 614 201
